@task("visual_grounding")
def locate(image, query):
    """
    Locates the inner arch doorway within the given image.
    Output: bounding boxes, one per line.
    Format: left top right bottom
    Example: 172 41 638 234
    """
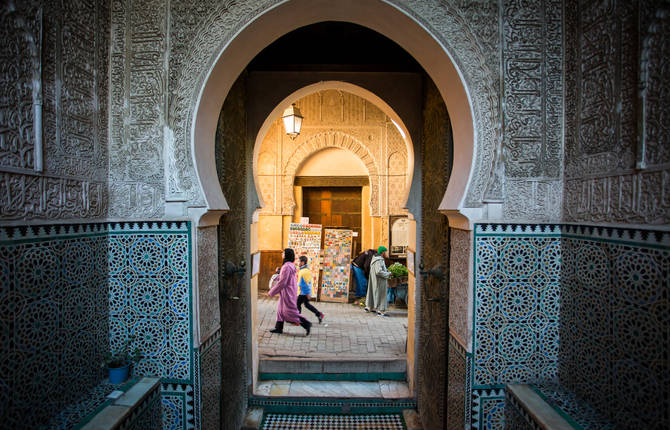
250 85 416 405
191 3 476 429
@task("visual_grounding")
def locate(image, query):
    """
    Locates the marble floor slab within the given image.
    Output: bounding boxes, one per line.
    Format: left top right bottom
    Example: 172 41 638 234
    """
255 380 411 398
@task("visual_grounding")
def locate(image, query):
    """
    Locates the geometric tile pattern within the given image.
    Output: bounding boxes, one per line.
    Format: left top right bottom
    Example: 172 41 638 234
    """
124 385 163 430
0 225 109 428
531 382 613 429
504 388 540 430
49 378 138 429
107 222 194 430
261 413 405 429
108 228 192 383
161 382 195 430
471 388 506 430
474 225 561 386
471 223 670 430
560 230 669 429
0 221 194 430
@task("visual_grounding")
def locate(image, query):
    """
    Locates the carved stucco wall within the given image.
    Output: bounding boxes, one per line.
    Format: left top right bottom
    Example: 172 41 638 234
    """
0 0 109 221
106 0 570 222
502 0 564 221
197 226 219 340
109 0 167 218
6 0 669 226
256 90 409 217
564 0 670 225
117 0 505 219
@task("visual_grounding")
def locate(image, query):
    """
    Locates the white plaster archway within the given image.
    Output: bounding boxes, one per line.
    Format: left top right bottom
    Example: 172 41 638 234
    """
191 0 475 228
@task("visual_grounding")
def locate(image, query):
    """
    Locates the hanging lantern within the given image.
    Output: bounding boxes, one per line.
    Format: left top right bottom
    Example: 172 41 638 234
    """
282 103 303 139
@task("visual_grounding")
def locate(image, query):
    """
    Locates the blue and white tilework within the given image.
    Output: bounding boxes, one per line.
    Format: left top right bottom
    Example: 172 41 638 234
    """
471 388 506 430
108 221 195 430
0 222 195 429
0 223 109 428
559 225 669 429
471 223 669 430
473 224 561 389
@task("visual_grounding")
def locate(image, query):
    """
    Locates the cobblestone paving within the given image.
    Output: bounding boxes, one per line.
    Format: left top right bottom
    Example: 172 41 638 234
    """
257 296 408 359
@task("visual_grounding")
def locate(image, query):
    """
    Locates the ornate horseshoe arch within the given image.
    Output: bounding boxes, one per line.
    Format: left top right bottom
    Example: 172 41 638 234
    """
280 131 382 216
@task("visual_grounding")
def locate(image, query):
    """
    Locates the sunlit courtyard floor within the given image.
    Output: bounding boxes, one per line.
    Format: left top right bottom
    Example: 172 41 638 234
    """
257 295 408 359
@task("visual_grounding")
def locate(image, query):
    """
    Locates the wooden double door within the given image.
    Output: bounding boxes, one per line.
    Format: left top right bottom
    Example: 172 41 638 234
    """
302 186 362 258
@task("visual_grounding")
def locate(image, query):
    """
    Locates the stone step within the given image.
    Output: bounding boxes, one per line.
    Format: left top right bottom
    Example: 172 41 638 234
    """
255 379 411 399
259 357 406 381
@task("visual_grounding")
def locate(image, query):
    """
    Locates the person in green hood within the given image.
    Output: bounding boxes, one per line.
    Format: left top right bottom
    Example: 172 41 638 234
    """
364 246 392 316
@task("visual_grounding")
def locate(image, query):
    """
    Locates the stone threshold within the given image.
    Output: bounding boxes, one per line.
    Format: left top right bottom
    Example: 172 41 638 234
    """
255 379 410 399
259 357 406 375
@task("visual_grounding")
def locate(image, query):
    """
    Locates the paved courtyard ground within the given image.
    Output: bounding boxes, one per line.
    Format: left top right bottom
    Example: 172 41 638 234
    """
257 296 408 359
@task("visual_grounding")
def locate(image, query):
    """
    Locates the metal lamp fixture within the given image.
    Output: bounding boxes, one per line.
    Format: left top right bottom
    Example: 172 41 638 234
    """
282 103 303 139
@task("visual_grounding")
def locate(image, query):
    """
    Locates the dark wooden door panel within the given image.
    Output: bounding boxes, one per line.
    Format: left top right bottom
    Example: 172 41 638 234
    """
259 250 283 291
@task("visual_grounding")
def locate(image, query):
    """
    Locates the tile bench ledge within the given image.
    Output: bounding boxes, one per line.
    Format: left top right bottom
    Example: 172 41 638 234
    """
80 377 160 430
507 384 574 430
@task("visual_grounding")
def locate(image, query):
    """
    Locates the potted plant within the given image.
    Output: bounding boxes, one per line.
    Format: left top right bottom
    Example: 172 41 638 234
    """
102 335 142 384
388 262 409 286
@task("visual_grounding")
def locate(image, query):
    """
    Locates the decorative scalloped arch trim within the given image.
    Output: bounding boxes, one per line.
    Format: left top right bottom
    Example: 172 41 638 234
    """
280 131 381 215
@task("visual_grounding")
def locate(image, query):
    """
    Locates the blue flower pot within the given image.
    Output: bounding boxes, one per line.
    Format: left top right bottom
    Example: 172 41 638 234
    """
108 362 130 384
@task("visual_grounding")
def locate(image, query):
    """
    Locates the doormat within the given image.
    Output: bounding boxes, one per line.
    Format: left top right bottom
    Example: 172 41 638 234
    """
261 413 406 429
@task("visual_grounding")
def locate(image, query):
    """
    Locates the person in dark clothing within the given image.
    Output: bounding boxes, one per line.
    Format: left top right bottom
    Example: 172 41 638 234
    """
268 248 312 335
351 249 376 298
296 255 324 323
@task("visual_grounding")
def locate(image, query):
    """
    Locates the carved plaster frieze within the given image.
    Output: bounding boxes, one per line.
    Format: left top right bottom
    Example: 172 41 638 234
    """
170 0 283 210
504 179 562 222
168 0 499 216
392 0 501 209
0 1 41 172
1 0 110 222
109 0 167 218
564 169 670 224
108 181 163 219
640 4 670 169
0 172 107 220
563 0 669 224
502 0 563 179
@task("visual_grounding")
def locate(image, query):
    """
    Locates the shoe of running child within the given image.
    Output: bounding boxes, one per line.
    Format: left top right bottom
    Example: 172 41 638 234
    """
318 313 325 324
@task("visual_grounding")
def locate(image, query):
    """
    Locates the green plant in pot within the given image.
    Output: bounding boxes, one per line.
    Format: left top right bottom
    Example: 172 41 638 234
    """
103 335 142 384
387 262 409 288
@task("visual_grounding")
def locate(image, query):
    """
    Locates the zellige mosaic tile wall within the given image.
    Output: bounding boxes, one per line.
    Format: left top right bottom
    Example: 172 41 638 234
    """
471 224 561 429
0 224 110 428
107 221 195 430
0 221 196 430
559 226 669 429
471 224 669 430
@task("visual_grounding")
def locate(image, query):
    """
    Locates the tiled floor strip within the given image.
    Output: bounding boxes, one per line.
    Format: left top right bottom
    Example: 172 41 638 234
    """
261 413 406 429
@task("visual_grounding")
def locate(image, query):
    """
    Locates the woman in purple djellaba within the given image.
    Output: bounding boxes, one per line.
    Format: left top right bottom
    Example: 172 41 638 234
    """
267 248 312 335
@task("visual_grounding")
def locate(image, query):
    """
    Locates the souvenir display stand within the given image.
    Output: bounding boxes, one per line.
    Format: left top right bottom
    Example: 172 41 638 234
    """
287 223 322 297
319 228 353 302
